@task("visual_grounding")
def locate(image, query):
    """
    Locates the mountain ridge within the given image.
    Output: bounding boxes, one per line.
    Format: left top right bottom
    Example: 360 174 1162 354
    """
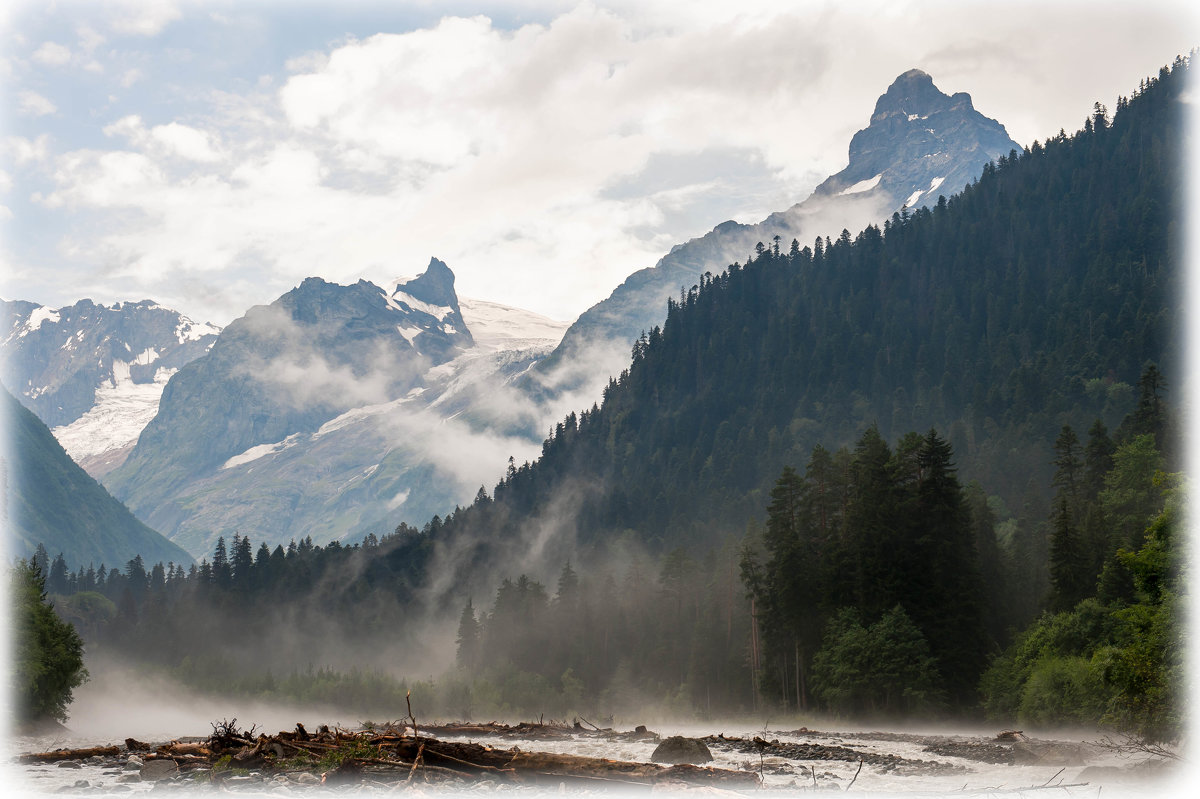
534 68 1021 386
104 261 567 557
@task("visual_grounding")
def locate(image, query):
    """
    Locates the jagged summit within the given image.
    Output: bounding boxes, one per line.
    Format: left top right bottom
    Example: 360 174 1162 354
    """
875 69 941 116
398 257 461 313
814 68 1017 200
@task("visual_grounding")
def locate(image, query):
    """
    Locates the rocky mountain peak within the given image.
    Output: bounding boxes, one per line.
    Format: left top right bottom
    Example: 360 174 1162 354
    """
397 257 461 313
812 69 1018 202
872 68 953 119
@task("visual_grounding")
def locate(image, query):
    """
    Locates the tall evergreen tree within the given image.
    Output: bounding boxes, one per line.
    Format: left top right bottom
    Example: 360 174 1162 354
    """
455 599 480 671
911 429 986 707
1048 495 1089 611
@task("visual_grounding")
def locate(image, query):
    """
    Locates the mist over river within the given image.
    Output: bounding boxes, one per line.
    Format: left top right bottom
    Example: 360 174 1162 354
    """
5 669 1188 798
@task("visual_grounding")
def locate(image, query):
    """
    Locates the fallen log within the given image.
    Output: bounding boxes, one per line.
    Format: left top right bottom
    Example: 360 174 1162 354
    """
392 739 516 773
19 745 120 763
156 741 211 758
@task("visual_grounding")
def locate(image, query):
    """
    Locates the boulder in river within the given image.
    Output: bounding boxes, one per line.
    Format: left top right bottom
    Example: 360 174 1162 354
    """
140 758 180 781
651 736 712 764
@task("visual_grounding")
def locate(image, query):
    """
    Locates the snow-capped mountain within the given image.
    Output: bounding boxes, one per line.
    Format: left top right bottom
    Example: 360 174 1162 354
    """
0 298 220 475
532 68 1021 392
104 259 568 557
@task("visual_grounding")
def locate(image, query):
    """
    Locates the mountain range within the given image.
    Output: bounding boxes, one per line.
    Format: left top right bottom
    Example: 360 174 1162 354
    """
102 261 567 556
5 68 1023 562
0 298 220 476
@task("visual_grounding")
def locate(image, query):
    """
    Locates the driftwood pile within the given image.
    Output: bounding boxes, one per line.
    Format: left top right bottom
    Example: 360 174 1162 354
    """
19 718 761 790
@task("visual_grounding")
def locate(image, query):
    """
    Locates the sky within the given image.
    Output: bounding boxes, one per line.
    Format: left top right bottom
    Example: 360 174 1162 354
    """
0 0 1197 327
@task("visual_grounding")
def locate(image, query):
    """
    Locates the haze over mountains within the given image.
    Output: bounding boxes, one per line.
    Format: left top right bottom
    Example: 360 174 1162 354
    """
5 69 1023 563
102 260 568 557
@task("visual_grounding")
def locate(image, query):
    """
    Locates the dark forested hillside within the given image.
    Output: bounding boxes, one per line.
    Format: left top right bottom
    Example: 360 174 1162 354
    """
2 386 193 570
415 57 1183 577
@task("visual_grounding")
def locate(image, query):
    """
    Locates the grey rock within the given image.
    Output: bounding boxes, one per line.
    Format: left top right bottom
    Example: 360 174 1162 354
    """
650 736 713 764
140 759 180 781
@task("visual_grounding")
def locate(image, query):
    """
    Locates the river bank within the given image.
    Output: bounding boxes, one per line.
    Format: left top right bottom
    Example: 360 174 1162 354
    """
6 716 1183 797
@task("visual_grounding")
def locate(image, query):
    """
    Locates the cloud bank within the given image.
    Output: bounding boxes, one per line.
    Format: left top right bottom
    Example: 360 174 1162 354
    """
1 1 1195 326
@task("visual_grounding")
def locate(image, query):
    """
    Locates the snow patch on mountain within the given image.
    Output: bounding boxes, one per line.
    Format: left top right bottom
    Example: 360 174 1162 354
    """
458 297 568 351
221 433 305 471
397 324 423 345
312 398 410 441
52 364 176 464
176 318 220 344
19 306 60 337
839 173 883 195
388 289 453 320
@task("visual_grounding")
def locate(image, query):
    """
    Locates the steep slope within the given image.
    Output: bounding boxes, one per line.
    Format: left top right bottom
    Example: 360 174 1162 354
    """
0 298 220 475
105 259 566 557
403 59 1182 597
1 386 192 570
534 69 1020 389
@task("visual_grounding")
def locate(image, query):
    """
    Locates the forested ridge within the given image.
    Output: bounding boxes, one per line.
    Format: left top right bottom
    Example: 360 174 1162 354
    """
428 55 1182 564
30 58 1186 737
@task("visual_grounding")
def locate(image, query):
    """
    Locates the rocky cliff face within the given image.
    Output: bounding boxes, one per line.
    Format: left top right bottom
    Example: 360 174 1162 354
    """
809 69 1018 207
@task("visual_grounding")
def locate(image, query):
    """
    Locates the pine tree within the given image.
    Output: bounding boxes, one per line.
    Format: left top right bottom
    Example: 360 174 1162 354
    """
1048 495 1088 611
455 599 480 671
913 430 986 705
11 560 88 724
1052 426 1083 509
212 537 231 587
231 534 254 587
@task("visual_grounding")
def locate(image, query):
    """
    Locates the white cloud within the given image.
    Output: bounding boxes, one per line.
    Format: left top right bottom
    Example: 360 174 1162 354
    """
0 169 12 193
76 26 106 55
103 116 221 162
32 41 72 66
150 122 221 162
108 0 182 37
12 2 1200 326
5 135 50 166
18 91 56 117
46 149 164 207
